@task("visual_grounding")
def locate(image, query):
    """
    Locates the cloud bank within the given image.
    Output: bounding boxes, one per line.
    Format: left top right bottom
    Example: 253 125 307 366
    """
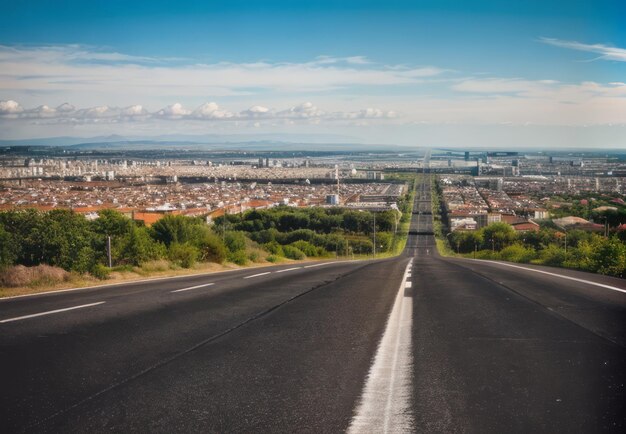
0 100 397 124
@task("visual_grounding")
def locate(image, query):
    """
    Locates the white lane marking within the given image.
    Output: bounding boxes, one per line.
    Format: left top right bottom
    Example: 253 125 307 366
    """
407 273 412 278
0 302 106 324
171 283 215 293
405 281 412 288
275 267 302 273
478 260 626 295
348 261 414 433
243 272 271 279
304 261 339 268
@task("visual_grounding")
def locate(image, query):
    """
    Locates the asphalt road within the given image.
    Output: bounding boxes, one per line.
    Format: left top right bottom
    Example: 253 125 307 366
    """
0 174 624 432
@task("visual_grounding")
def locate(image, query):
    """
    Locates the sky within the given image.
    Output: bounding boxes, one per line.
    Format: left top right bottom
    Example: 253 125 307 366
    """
0 0 625 148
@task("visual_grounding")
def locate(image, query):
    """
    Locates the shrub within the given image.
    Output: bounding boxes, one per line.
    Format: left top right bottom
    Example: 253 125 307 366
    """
536 244 566 267
290 240 318 257
228 250 248 265
266 254 279 263
73 246 96 273
195 232 227 263
499 244 536 263
224 231 247 253
0 264 70 287
90 263 111 280
282 245 306 260
168 243 199 268
263 241 284 256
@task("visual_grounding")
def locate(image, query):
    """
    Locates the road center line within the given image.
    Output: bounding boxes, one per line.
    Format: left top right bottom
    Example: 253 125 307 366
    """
275 267 302 273
0 301 106 324
243 272 272 279
303 261 338 268
171 283 215 293
348 261 414 433
478 260 626 294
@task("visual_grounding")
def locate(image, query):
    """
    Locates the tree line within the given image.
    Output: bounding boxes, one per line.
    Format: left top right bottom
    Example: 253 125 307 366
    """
0 195 412 279
447 222 626 278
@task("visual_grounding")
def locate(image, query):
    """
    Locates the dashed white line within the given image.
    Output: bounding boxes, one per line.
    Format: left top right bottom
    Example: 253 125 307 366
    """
275 267 302 273
243 272 272 279
478 260 626 294
348 261 414 433
0 301 106 324
171 283 215 293
405 281 412 288
304 261 338 268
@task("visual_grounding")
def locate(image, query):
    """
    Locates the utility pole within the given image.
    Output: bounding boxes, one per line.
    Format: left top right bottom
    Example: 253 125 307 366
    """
107 236 112 268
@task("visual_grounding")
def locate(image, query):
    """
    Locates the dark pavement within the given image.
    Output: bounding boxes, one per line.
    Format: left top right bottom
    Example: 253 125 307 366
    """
0 173 624 432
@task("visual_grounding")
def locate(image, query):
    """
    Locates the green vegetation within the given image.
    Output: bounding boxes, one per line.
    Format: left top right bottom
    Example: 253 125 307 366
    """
431 177 626 278
0 180 416 287
546 194 626 226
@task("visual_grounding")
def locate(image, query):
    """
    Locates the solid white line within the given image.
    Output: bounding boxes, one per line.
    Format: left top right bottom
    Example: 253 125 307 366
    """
0 301 106 324
243 272 271 279
304 261 339 268
171 283 214 293
478 260 626 294
348 261 414 433
275 267 302 273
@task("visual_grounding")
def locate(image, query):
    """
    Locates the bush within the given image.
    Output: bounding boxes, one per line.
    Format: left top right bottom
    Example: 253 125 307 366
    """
266 254 280 263
90 263 111 280
535 244 566 267
224 231 247 253
228 250 248 265
0 264 70 287
195 232 227 264
263 241 284 256
282 245 306 260
168 243 199 268
73 246 97 273
290 240 318 257
499 244 536 263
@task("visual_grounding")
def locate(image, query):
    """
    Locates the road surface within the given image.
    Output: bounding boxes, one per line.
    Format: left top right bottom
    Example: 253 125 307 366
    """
0 174 624 432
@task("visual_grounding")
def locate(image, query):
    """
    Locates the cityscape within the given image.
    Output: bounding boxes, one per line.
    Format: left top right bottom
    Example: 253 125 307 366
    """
0 1 624 433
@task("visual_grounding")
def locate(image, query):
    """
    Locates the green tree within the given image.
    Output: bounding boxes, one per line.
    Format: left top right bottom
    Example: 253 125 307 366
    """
0 224 17 268
118 226 165 266
168 242 199 268
591 236 626 277
482 222 517 251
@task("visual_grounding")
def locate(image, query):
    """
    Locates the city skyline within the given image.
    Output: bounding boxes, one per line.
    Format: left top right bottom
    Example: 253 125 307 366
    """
0 0 625 147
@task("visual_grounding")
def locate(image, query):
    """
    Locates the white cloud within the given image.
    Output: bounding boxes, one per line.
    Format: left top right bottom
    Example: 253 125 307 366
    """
278 102 325 118
0 99 23 115
191 102 234 119
23 105 57 118
540 37 626 62
241 105 272 118
0 100 400 126
121 104 148 117
155 103 191 119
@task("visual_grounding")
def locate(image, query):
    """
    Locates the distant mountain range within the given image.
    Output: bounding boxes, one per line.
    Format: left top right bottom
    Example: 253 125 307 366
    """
0 133 420 152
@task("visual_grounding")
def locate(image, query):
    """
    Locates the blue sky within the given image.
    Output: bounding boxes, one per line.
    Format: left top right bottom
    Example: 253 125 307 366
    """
0 0 625 147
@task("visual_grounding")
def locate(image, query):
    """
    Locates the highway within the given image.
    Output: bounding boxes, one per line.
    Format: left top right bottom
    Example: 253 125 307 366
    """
1 173 625 432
